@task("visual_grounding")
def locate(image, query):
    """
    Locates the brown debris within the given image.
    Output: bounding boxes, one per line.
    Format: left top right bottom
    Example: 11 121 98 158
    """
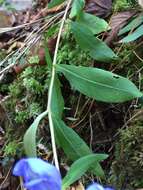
105 11 138 46
0 11 16 28
85 0 112 18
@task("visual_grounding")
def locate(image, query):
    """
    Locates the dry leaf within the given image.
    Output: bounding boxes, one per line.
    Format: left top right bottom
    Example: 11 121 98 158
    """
0 11 15 28
105 11 137 45
85 0 112 18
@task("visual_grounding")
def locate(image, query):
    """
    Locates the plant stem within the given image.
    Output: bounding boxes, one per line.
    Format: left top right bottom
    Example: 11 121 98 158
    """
47 0 72 170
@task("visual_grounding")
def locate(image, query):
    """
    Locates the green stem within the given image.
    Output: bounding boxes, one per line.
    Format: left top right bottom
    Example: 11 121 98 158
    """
47 0 72 170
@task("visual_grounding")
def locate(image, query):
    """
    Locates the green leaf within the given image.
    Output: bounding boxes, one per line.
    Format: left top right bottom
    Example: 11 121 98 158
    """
48 0 65 8
24 111 48 157
53 116 91 161
71 21 117 62
44 34 64 117
70 0 85 18
56 64 142 103
62 154 108 189
44 43 52 70
90 162 105 177
121 24 143 43
119 15 143 36
78 12 109 35
51 76 64 117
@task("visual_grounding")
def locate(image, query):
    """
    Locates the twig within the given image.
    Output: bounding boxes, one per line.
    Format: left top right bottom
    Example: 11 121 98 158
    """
113 109 143 138
47 0 72 170
73 99 94 128
0 36 40 74
74 94 82 118
0 167 11 188
0 12 63 74
0 15 52 34
89 114 93 150
20 177 25 190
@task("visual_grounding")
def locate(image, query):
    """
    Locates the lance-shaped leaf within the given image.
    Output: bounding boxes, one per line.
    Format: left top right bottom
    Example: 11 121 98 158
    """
53 116 91 161
78 12 109 35
56 64 142 103
62 154 108 189
24 111 48 157
48 0 65 8
51 76 64 117
44 40 64 117
119 15 143 36
70 0 85 18
121 24 143 43
71 21 117 62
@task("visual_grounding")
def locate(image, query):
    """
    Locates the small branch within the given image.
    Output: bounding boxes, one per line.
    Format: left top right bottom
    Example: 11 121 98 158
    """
47 0 72 170
0 12 63 75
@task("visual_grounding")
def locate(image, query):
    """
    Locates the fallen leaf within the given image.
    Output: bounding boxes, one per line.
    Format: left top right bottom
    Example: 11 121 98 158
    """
105 11 137 45
0 11 15 27
85 0 112 18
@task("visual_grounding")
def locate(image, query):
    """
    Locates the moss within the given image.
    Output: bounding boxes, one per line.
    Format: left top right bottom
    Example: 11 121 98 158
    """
57 43 92 67
109 123 143 189
1 65 49 158
4 66 48 124
113 0 137 11
0 49 6 61
4 141 22 156
57 27 93 67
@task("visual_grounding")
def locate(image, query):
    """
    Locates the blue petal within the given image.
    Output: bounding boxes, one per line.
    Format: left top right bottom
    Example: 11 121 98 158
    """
24 178 50 190
13 158 61 190
24 178 60 190
13 158 32 181
86 183 104 190
86 183 115 190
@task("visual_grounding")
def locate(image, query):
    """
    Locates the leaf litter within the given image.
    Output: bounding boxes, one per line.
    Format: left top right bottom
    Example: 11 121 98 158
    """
0 0 143 190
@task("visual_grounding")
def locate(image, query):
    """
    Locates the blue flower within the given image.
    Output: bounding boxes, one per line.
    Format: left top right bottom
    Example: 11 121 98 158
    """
13 158 62 190
86 183 114 190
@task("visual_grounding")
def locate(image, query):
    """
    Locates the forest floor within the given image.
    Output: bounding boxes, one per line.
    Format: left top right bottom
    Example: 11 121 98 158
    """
0 0 143 190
